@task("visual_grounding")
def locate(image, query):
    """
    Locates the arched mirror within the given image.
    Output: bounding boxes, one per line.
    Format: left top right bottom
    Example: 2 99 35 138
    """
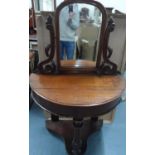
55 0 107 73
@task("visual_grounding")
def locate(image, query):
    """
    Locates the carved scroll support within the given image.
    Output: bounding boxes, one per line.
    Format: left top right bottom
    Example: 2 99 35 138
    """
35 15 56 74
97 17 119 75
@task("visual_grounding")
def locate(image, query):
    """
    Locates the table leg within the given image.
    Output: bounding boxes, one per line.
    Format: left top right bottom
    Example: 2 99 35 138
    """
46 117 103 155
51 114 59 122
91 116 98 122
71 118 85 155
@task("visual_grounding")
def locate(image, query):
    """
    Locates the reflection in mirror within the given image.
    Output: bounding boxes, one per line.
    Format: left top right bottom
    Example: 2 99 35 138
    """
59 3 102 65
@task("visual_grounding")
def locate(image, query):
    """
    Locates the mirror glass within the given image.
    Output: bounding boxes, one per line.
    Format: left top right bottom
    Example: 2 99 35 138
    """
59 3 103 67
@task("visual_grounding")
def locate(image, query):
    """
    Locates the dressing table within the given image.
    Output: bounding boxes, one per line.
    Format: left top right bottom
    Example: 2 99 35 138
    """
30 0 125 154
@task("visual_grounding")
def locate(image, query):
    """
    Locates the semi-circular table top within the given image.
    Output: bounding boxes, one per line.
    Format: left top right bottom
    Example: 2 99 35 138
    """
30 73 125 117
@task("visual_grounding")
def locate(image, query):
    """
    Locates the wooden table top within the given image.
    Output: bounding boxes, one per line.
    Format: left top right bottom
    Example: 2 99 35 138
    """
30 73 125 107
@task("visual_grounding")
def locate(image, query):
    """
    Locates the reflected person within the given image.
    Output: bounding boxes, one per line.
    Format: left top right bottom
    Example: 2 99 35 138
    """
60 1 80 60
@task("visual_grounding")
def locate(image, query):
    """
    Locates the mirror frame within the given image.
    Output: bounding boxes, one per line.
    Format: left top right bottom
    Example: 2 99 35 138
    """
36 0 119 75
55 0 107 73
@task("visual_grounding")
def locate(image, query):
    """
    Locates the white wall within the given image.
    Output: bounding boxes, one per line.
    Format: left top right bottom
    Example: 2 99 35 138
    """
97 0 126 13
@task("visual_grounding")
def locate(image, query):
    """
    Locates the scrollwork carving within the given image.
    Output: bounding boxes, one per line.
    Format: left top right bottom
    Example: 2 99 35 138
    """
97 17 119 75
35 15 56 74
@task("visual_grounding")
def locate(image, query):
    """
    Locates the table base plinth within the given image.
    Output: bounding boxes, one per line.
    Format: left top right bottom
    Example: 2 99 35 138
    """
46 119 103 155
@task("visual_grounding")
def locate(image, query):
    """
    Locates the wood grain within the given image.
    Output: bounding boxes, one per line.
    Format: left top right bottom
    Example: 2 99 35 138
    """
60 60 96 73
60 60 96 69
30 73 125 107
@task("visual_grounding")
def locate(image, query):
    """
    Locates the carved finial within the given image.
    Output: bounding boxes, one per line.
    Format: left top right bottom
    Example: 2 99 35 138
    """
46 15 53 30
108 17 115 32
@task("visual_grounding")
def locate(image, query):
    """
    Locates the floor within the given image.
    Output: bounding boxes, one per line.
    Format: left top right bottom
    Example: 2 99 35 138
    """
29 101 126 155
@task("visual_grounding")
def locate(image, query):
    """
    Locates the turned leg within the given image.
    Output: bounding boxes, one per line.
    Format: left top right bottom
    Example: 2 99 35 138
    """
64 118 87 155
71 118 84 155
51 114 59 122
91 116 98 122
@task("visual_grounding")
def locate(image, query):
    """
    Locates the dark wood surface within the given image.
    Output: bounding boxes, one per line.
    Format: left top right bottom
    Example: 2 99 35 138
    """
30 73 125 117
30 74 125 106
61 60 96 69
46 119 103 140
60 60 96 74
46 119 103 154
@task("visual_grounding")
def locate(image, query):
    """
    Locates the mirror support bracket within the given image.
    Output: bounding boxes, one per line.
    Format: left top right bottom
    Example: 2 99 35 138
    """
35 15 56 74
97 17 119 75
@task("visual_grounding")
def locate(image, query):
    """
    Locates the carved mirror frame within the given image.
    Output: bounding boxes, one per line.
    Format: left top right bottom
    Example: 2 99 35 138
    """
36 0 119 75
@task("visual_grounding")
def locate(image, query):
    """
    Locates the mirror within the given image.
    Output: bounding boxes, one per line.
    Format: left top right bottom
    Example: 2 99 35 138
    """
55 0 107 71
59 3 102 63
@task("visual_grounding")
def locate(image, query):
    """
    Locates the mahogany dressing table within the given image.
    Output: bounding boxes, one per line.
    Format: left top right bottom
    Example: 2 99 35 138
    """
30 0 125 154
